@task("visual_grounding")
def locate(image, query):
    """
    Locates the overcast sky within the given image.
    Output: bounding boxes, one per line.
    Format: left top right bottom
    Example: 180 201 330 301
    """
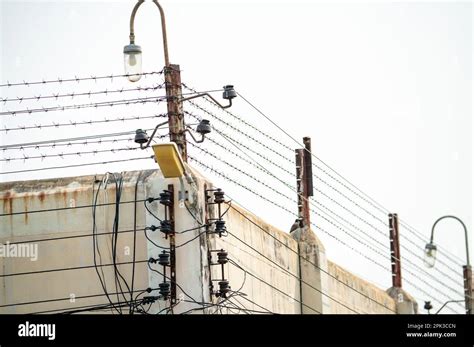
1 0 472 313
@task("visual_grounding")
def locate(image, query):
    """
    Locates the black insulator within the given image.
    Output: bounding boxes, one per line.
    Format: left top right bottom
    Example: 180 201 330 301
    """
196 119 211 135
213 189 225 204
158 251 170 266
159 190 172 206
159 282 171 298
215 220 226 235
147 225 158 232
160 220 172 235
218 280 230 296
134 129 149 145
222 85 237 100
217 250 228 264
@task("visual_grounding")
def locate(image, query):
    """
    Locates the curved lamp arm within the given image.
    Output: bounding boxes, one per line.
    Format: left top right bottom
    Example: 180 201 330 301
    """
129 0 170 67
430 215 470 266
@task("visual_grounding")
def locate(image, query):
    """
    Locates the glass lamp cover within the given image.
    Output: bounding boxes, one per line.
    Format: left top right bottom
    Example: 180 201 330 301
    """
124 52 142 82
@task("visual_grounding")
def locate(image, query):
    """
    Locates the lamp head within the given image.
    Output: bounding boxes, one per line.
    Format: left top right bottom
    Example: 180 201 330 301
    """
123 44 143 82
423 243 437 268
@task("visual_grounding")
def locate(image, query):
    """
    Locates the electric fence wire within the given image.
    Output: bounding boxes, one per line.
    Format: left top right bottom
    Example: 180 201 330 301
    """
0 83 165 104
225 230 362 313
236 90 467 267
188 137 456 287
186 137 466 301
0 96 168 116
191 139 465 311
182 86 466 269
187 154 460 313
0 70 164 88
183 99 468 306
0 156 153 176
1 113 167 133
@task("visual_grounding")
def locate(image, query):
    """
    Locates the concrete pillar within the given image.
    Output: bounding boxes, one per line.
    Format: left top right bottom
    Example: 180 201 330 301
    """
291 225 330 314
386 286 418 314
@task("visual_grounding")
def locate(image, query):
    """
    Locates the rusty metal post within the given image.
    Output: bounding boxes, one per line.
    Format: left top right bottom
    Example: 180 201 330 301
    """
303 137 313 197
165 64 187 161
463 265 473 314
167 184 177 305
388 213 402 288
295 144 311 227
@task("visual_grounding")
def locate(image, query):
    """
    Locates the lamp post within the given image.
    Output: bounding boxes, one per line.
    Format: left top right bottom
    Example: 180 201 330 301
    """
125 0 188 160
424 215 472 314
125 1 236 161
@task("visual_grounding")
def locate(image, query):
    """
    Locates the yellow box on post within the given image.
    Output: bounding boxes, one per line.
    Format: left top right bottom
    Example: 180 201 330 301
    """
152 143 185 178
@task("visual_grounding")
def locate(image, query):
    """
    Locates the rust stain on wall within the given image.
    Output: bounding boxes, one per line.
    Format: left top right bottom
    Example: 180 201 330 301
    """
23 195 29 224
2 191 13 215
61 190 67 205
38 191 46 204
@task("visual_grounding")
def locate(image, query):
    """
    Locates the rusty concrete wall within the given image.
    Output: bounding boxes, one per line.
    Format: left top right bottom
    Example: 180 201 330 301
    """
210 203 301 314
327 261 397 314
0 171 151 313
1 167 399 314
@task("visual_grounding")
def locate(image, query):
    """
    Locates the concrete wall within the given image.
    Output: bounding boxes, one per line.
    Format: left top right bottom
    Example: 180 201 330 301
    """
211 203 301 314
0 166 405 314
327 262 396 314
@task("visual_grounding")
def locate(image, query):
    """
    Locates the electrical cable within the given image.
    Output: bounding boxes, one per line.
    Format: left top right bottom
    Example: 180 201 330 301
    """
227 259 320 314
0 156 153 175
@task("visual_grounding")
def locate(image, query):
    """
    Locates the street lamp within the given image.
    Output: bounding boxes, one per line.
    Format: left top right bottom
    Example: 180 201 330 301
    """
124 0 235 160
425 215 472 314
124 0 169 82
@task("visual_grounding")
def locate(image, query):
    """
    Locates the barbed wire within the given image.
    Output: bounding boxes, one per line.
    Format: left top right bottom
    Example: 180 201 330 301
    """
182 83 294 152
1 113 167 133
203 136 465 298
0 96 168 116
185 102 294 164
0 127 164 150
0 70 164 88
0 83 166 104
188 151 463 310
225 204 396 313
187 153 390 271
186 107 387 230
231 89 466 268
0 146 141 163
0 156 153 175
399 220 466 266
184 101 464 268
2 137 134 152
185 111 295 177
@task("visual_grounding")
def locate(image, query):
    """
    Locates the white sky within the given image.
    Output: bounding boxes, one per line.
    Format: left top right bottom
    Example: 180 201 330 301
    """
0 0 472 314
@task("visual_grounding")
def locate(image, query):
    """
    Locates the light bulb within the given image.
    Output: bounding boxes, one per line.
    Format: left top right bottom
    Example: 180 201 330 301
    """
129 54 137 66
123 44 142 82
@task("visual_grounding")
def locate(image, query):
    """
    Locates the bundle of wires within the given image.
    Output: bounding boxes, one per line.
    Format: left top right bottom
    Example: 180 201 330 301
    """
92 172 137 314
